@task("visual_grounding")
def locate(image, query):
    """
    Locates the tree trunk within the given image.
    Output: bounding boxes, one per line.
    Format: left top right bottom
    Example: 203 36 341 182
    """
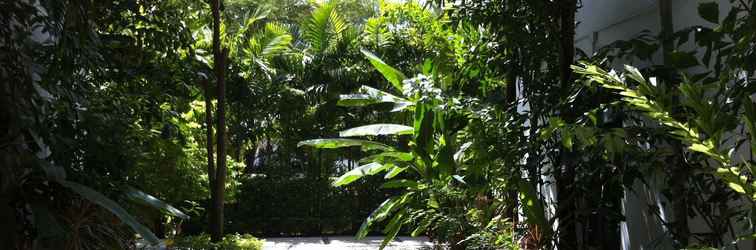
201 78 216 236
209 0 227 242
659 1 690 246
555 1 578 249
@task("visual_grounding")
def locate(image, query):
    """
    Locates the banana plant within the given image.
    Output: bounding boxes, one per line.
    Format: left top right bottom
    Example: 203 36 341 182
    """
299 49 470 249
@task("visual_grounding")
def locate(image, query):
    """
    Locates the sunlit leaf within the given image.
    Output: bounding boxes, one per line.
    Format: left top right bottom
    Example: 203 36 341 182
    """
298 138 392 151
340 124 413 137
361 49 406 92
380 208 407 249
333 162 392 186
337 85 410 109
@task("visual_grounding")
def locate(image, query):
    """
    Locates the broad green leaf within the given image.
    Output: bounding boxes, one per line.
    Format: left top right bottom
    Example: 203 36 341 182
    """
562 128 573 151
667 51 699 68
337 85 410 108
359 152 413 163
428 194 439 209
381 179 418 189
361 49 406 92
518 180 546 226
124 187 189 220
333 162 392 186
357 196 403 239
411 214 435 237
340 124 413 137
384 166 407 179
298 138 392 151
698 1 719 23
59 181 160 245
727 182 746 194
380 209 407 249
413 103 434 161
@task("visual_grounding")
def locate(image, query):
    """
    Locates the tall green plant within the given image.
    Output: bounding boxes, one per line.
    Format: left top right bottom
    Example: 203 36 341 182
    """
299 50 473 249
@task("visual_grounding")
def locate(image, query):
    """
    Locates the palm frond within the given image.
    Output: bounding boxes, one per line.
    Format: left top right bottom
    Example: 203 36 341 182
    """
302 3 351 54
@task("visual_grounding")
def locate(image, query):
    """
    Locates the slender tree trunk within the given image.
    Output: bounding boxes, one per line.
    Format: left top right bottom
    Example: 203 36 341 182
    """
659 1 690 246
555 1 578 249
201 78 216 231
209 0 227 242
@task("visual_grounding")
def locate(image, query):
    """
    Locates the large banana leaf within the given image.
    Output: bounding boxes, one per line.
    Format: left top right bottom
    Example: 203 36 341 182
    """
124 186 189 220
333 162 393 186
337 85 410 109
380 208 407 249
359 152 414 163
298 138 393 151
356 195 408 239
339 124 413 137
59 181 160 245
361 49 407 92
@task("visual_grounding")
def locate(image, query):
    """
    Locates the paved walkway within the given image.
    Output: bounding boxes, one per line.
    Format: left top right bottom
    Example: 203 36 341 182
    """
262 236 434 250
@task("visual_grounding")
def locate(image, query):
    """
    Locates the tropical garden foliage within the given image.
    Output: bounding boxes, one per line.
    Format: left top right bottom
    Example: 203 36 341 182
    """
1 0 754 249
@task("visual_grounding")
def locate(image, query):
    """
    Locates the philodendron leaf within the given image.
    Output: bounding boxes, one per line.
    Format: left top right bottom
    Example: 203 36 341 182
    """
333 162 393 186
124 186 189 220
340 124 413 137
59 181 160 245
361 49 406 92
298 138 392 151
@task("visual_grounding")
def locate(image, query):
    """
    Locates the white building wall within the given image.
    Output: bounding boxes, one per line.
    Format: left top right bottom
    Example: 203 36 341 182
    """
575 1 753 249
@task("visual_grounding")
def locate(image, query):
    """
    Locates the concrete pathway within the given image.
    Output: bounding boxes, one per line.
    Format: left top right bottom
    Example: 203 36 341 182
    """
262 236 434 250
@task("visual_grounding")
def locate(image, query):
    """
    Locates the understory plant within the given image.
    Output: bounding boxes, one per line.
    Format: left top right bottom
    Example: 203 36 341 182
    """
299 50 509 249
170 233 263 250
572 63 756 246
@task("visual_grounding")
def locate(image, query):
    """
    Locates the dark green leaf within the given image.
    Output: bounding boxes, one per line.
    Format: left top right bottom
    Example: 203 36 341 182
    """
667 51 699 68
381 179 418 189
361 49 407 92
59 181 160 245
124 187 189 220
359 152 414 163
698 1 719 23
380 209 407 249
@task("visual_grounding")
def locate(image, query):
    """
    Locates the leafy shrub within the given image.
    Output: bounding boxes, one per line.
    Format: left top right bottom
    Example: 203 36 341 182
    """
170 233 263 250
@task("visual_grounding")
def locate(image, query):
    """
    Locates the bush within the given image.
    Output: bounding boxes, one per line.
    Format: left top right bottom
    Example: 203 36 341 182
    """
169 233 263 250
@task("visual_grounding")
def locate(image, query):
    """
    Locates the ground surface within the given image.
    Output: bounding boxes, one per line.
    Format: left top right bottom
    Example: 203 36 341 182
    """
262 236 434 250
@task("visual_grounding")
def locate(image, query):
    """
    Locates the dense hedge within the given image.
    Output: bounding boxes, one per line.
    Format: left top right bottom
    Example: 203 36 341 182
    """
226 173 390 236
